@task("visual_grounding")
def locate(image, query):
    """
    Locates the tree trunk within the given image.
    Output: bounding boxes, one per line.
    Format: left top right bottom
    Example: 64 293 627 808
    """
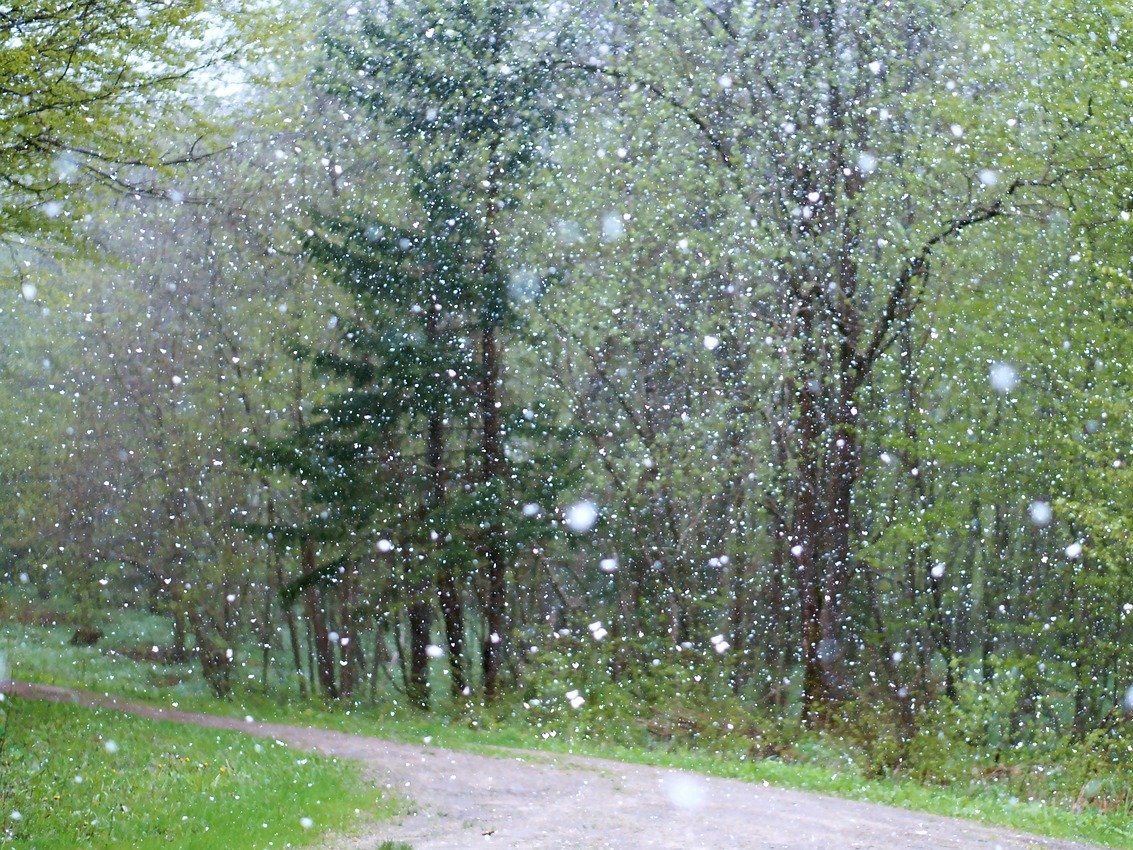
426 307 467 700
478 152 510 702
795 367 827 724
338 573 357 700
170 606 188 664
260 578 272 695
729 558 748 694
438 568 466 698
407 596 432 710
370 615 389 703
188 609 232 700
480 322 508 701
303 541 338 699
276 556 307 699
821 413 856 700
765 511 789 708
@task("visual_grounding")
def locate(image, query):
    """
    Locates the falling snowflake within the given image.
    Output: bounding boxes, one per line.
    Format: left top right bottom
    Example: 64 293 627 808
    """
564 501 598 533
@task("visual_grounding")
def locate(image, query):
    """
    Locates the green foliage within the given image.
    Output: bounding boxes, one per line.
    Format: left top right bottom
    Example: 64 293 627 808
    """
0 0 234 240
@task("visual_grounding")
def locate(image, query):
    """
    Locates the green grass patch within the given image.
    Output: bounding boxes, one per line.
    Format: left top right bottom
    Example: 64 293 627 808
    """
0 696 398 850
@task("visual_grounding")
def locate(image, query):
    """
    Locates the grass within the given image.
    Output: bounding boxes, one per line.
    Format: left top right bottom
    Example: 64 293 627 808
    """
6 610 1133 848
0 696 399 850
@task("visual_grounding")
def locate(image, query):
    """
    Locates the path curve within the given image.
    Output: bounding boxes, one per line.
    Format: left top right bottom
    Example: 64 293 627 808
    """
6 681 1104 850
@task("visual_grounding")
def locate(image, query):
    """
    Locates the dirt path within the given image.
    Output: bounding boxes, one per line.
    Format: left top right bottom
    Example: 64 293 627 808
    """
6 681 1104 850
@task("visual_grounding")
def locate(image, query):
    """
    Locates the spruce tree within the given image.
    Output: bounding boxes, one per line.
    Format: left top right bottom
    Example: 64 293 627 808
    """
307 0 572 702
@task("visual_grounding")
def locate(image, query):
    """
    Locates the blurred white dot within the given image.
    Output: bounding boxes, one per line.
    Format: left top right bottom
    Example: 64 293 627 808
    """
601 212 625 242
1029 501 1052 527
662 773 706 808
989 362 1017 393
564 501 598 533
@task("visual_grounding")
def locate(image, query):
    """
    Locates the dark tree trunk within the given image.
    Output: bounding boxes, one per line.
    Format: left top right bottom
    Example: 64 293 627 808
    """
729 558 748 694
438 568 466 698
338 573 357 700
480 321 508 702
170 606 188 664
765 511 789 708
369 614 389 703
189 610 232 700
478 154 511 702
407 597 432 710
820 413 856 698
819 205 865 703
276 555 307 699
426 306 467 700
260 578 272 695
303 542 338 699
795 366 827 724
260 527 276 694
928 564 956 701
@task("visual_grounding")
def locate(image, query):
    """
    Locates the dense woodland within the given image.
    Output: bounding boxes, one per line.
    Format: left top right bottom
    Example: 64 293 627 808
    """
5 0 1133 765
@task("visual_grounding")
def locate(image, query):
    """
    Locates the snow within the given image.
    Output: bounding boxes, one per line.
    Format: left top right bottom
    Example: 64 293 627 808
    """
564 501 598 533
989 362 1018 393
1029 501 1053 527
661 774 706 809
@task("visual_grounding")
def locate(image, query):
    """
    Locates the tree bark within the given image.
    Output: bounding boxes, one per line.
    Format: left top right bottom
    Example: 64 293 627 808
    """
795 364 827 724
481 323 508 701
170 606 188 664
407 595 432 709
276 555 307 699
338 572 357 700
426 306 467 699
479 172 508 701
302 541 338 699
